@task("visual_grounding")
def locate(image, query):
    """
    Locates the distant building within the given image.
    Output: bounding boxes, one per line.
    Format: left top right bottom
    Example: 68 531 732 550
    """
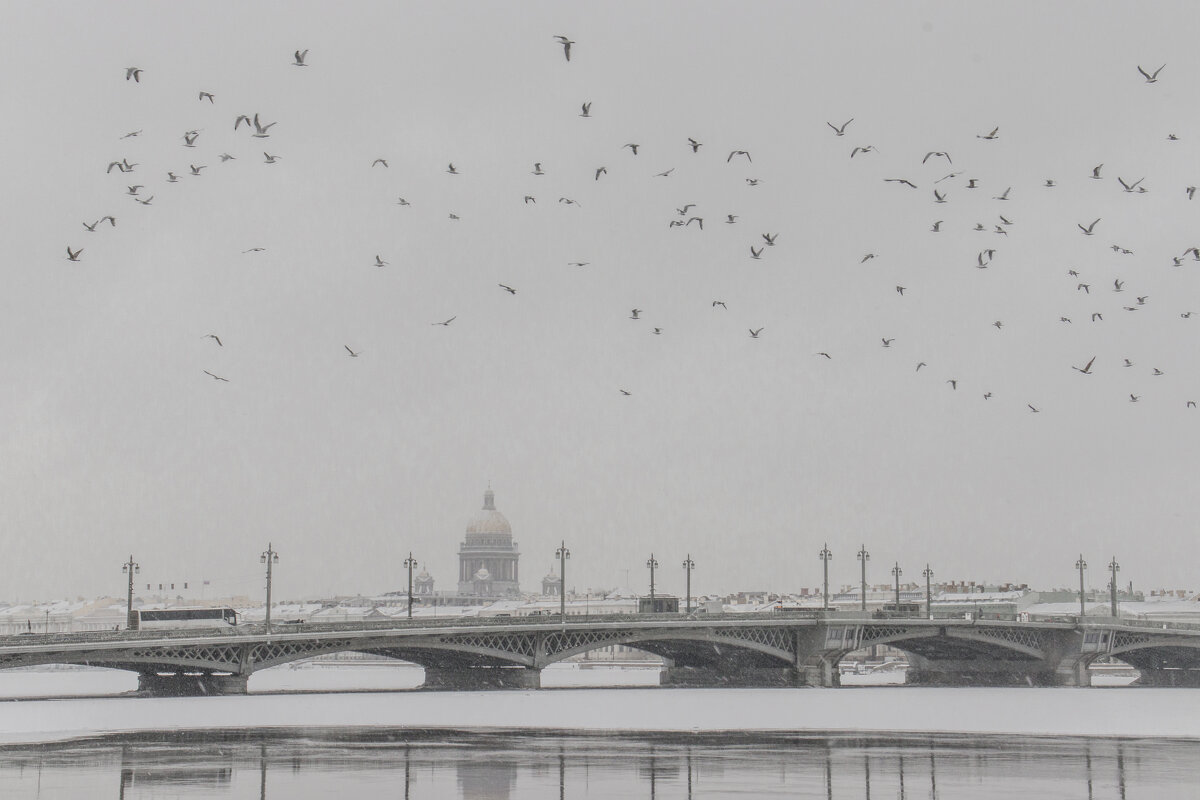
456 487 521 597
414 568 435 596
542 567 563 596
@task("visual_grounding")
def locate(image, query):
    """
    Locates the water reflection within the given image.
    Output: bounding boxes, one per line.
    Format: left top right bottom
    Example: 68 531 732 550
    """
0 730 1192 799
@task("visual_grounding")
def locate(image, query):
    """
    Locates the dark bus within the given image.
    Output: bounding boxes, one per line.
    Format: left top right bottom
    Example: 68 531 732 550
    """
131 607 238 630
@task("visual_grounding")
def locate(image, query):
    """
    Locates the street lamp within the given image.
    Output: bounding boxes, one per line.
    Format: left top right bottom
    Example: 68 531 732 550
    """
260 543 279 632
1076 555 1088 619
403 552 417 619
646 554 658 600
121 555 140 630
922 564 934 619
819 544 833 611
1108 556 1120 618
857 544 870 611
891 562 903 610
556 541 570 623
682 555 695 614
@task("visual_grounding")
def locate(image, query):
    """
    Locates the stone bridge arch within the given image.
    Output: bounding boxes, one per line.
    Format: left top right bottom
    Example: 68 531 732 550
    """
1100 629 1200 686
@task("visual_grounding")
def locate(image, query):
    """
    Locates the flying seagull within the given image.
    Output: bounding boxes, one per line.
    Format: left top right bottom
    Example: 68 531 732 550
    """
125 67 142 82
922 151 952 165
66 246 83 261
623 143 640 155
251 113 276 137
432 317 456 326
294 49 309 66
1137 64 1165 83
499 284 516 295
345 345 359 358
749 328 764 338
727 150 752 163
827 119 853 136
1078 218 1100 236
203 370 229 382
204 334 223 347
199 91 215 103
372 159 389 168
579 102 591 118
687 138 702 152
977 127 999 140
553 35 574 62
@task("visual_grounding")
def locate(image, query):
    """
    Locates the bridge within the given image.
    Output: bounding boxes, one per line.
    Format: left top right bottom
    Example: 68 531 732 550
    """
1 613 1198 696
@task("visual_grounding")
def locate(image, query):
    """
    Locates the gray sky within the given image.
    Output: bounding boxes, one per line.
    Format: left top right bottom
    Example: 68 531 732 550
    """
3 1 1199 603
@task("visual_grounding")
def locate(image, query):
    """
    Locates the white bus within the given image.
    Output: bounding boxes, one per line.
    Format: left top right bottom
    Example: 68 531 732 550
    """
132 607 238 631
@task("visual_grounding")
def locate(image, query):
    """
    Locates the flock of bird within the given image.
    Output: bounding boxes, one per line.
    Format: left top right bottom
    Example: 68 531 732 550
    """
65 46 1198 413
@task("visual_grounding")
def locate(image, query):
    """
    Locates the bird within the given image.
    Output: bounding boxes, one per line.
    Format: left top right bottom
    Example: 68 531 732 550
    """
499 284 516 295
106 161 129 174
1187 187 1196 200
686 217 703 229
676 204 696 216
881 338 894 347
199 91 214 103
204 334 223 347
251 114 276 137
136 195 154 206
977 127 999 140
594 167 607 180
750 246 763 260
947 380 957 390
183 130 200 146
120 130 142 139
1090 164 1104 180
727 150 752 163
827 119 853 136
567 262 590 267
1117 177 1144 193
558 197 580 207
745 178 761 186
652 328 663 335
725 215 738 224
398 197 412 206
1078 218 1100 235
966 179 979 188
125 67 143 82
373 255 387 268
1189 402 1197 409
1153 368 1164 376
916 362 926 371
762 233 778 246
687 138 702 153
1130 394 1141 403
994 319 1005 331
432 317 456 326
190 164 206 175
166 172 179 182
531 162 544 175
1123 359 1134 367
234 114 252 131
816 352 832 359
861 253 877 263
923 151 952 165
372 159 389 168
263 152 280 164
749 328 764 338
630 309 642 320
623 144 640 155
82 220 99 232
293 49 309 66
984 393 993 400
885 178 917 188
219 153 235 162
1137 64 1165 83
1113 279 1124 292
1028 404 1040 413
998 215 1013 226
1044 179 1056 187
1060 317 1072 324
850 146 875 158
203 370 229 382
1092 313 1103 322
619 389 632 396
1072 357 1096 374
126 185 143 195
933 190 947 203
448 213 460 220
579 102 591 118
242 247 264 253
993 187 1011 200
712 301 727 309
66 246 82 261
447 163 459 175
1168 133 1180 141
654 168 675 177
344 345 359 358
553 35 574 62
100 216 116 226
931 221 943 232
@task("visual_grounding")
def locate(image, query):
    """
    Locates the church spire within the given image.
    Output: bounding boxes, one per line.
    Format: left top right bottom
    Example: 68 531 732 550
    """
483 486 495 510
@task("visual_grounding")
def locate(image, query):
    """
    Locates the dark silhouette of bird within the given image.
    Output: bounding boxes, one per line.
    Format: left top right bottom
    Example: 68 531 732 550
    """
934 190 947 203
293 49 309 66
204 334 223 347
499 284 516 295
125 67 142 82
66 246 83 261
916 362 926 371
1117 177 1144 193
1130 394 1140 403
1078 218 1100 236
881 338 894 347
652 328 663 335
994 187 1011 200
850 146 875 158
895 286 905 295
1090 164 1103 180
554 35 574 62
931 221 943 232
827 119 853 136
1028 404 1040 412
1153 368 1164 376
531 163 544 175
947 380 957 390
1113 279 1124 292
816 352 832 359
750 246 763 259
762 233 778 246
579 102 591 118
923 151 952 165
372 159 388 168
749 328 764 338
263 152 280 164
619 389 631 396
630 309 642 320
727 150 752 163
654 168 675 177
861 253 877 263
345 345 359 357
713 301 727 309
687 138 702 153
446 163 459 175
1137 64 1165 83
1073 357 1096 374
136 195 153 206
623 144 640 155
726 215 738 224
432 317 456 326
199 91 214 103
251 114 276 138
82 220 99 232
686 217 703 229
885 178 917 188
203 370 229 382
1092 313 1103 321
595 167 607 180
977 127 999 140
567 262 590 267
373 255 388 268
190 164 206 176
120 130 142 139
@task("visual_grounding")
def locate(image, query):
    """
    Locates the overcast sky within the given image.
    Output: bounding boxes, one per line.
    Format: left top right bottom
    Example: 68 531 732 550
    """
2 1 1198 603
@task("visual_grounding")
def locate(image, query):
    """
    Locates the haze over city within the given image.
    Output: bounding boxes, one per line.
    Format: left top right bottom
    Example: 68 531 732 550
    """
2 1 1199 603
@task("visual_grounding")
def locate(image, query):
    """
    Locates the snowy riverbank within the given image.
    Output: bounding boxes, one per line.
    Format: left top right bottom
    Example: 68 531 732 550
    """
0 666 1190 745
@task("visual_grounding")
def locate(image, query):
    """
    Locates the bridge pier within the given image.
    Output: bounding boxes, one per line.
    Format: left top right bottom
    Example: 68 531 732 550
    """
660 665 802 688
903 655 1059 686
799 659 840 688
137 672 249 697
422 666 541 690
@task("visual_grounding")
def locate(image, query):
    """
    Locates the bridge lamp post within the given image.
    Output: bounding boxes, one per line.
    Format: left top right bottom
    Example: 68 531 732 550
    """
121 555 139 630
857 545 870 611
555 541 570 625
1108 557 1120 618
646 554 658 600
891 563 903 609
403 552 417 619
922 564 934 619
682 555 695 614
1076 555 1088 619
260 543 279 633
819 544 832 611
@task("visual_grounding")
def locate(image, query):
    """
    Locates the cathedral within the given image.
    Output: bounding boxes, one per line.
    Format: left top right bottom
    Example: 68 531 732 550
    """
456 487 521 597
